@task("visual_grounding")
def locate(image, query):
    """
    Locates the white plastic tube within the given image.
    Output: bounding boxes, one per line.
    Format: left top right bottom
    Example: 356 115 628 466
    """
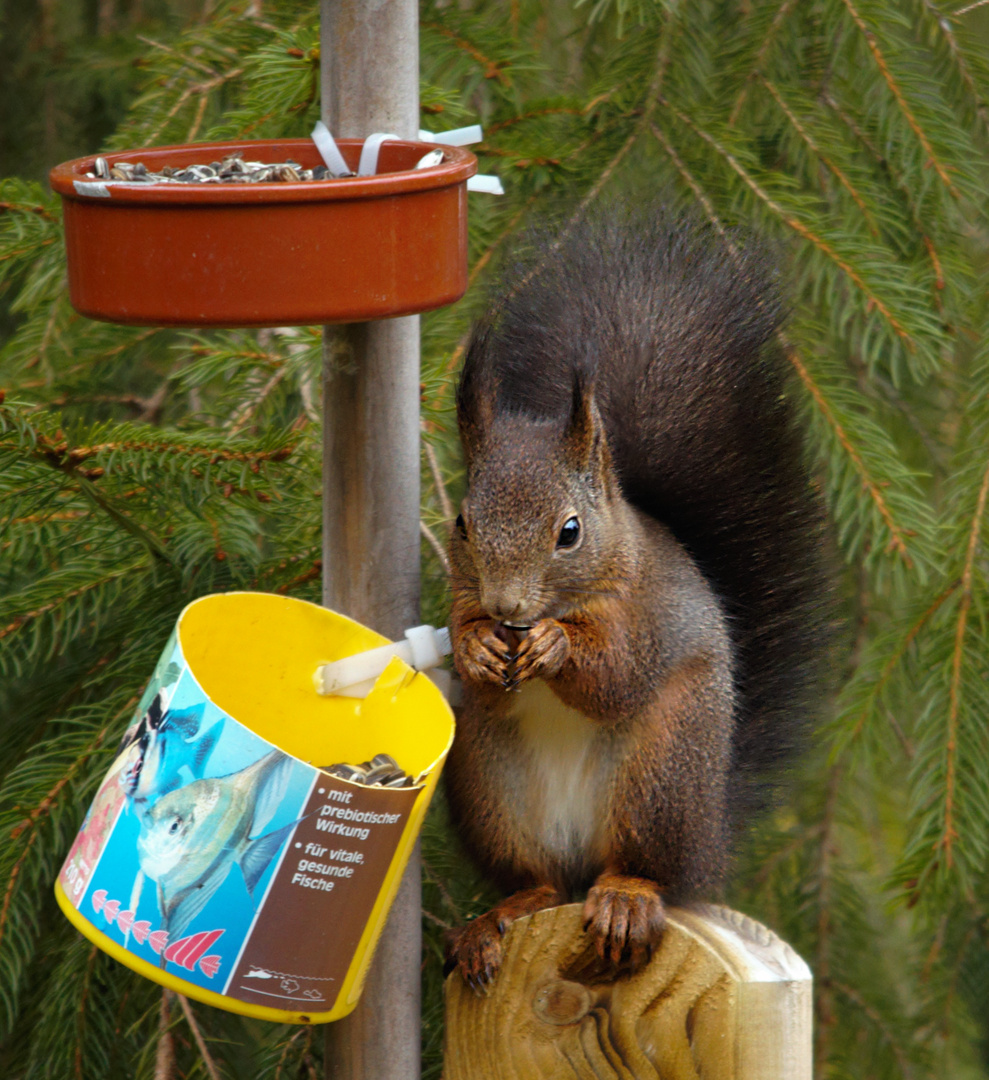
316 625 452 698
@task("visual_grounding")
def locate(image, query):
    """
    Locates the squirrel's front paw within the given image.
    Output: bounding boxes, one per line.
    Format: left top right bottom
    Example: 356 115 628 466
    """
446 910 506 994
456 623 512 686
582 874 665 973
513 619 570 684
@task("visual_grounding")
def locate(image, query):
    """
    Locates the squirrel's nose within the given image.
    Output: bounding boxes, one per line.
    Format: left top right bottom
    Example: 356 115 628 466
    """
481 587 528 623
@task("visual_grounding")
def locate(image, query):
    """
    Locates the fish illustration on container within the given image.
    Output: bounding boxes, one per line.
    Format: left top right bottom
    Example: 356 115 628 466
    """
117 692 219 809
137 749 297 941
59 687 222 912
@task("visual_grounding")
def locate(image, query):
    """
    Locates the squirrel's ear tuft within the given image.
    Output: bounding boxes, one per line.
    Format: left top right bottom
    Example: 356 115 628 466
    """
456 323 497 468
563 366 610 479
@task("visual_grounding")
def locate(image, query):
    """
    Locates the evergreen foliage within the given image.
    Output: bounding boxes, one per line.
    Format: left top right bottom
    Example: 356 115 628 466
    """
1 0 988 1075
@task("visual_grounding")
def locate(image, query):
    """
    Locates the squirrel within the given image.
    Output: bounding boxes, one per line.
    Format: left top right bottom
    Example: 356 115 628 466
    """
443 210 831 992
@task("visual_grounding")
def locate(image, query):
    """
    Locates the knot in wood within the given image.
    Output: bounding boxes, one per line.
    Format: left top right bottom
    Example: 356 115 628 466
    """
531 979 591 1026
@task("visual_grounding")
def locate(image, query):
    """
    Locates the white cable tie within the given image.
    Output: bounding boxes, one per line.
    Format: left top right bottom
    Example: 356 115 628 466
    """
316 624 453 698
418 124 483 147
467 174 504 195
311 121 352 178
357 132 400 177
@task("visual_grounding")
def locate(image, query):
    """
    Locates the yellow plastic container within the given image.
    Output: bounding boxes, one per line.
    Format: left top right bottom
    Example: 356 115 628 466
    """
55 592 454 1024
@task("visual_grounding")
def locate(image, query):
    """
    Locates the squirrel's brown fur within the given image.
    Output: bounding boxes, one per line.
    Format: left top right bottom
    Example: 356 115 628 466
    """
444 211 831 991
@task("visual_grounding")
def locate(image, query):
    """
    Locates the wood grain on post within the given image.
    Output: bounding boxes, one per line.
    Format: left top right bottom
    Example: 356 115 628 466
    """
319 2 422 1079
444 904 812 1080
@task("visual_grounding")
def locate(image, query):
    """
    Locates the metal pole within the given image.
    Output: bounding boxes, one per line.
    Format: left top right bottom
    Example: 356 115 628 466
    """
320 2 421 1078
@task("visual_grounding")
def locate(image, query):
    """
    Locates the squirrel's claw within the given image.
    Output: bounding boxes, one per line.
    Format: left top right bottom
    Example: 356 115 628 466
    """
513 619 569 683
582 874 665 975
448 910 505 995
457 623 512 686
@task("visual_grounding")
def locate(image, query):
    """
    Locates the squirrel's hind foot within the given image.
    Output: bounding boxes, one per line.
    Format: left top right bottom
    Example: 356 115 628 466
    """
580 873 665 976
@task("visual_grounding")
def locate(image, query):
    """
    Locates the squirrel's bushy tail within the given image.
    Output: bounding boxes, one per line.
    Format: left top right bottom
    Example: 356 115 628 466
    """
462 208 832 818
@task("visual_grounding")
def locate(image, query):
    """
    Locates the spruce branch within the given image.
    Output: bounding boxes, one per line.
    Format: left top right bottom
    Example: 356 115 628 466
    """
918 0 989 139
154 991 176 1080
484 106 583 135
186 92 210 142
648 120 733 243
940 456 989 866
0 565 144 643
177 995 222 1080
788 349 913 566
422 429 455 523
0 202 58 223
813 765 842 1077
226 366 288 434
75 945 99 1080
7 719 113 844
839 0 961 200
27 435 295 468
421 855 464 924
502 7 681 303
421 907 452 931
0 237 56 265
273 558 322 595
662 101 918 351
422 22 512 86
465 194 540 292
135 35 225 79
832 980 918 1079
273 1029 307 1080
836 581 959 756
142 67 245 148
728 0 799 125
757 74 880 235
420 521 451 574
0 824 40 967
821 90 948 293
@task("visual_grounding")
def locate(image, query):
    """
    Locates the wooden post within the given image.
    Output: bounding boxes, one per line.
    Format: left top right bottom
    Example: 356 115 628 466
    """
320 3 421 1079
444 904 812 1080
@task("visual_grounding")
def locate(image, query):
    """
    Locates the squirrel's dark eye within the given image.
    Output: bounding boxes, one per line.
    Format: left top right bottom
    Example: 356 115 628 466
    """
456 513 468 541
557 516 580 549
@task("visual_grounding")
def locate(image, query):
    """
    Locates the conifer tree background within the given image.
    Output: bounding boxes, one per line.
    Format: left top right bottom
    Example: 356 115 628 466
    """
2 0 989 1076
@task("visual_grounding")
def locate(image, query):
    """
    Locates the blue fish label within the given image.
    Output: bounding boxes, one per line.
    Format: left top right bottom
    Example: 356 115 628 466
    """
59 633 419 1013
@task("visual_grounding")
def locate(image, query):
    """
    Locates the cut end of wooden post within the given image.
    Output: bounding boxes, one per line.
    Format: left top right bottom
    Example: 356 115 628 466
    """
443 903 812 1080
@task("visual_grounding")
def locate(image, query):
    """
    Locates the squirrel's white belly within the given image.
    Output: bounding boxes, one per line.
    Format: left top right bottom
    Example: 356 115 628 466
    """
509 680 611 875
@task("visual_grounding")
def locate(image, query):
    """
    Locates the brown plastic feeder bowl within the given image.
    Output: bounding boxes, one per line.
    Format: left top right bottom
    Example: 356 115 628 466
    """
49 138 477 327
